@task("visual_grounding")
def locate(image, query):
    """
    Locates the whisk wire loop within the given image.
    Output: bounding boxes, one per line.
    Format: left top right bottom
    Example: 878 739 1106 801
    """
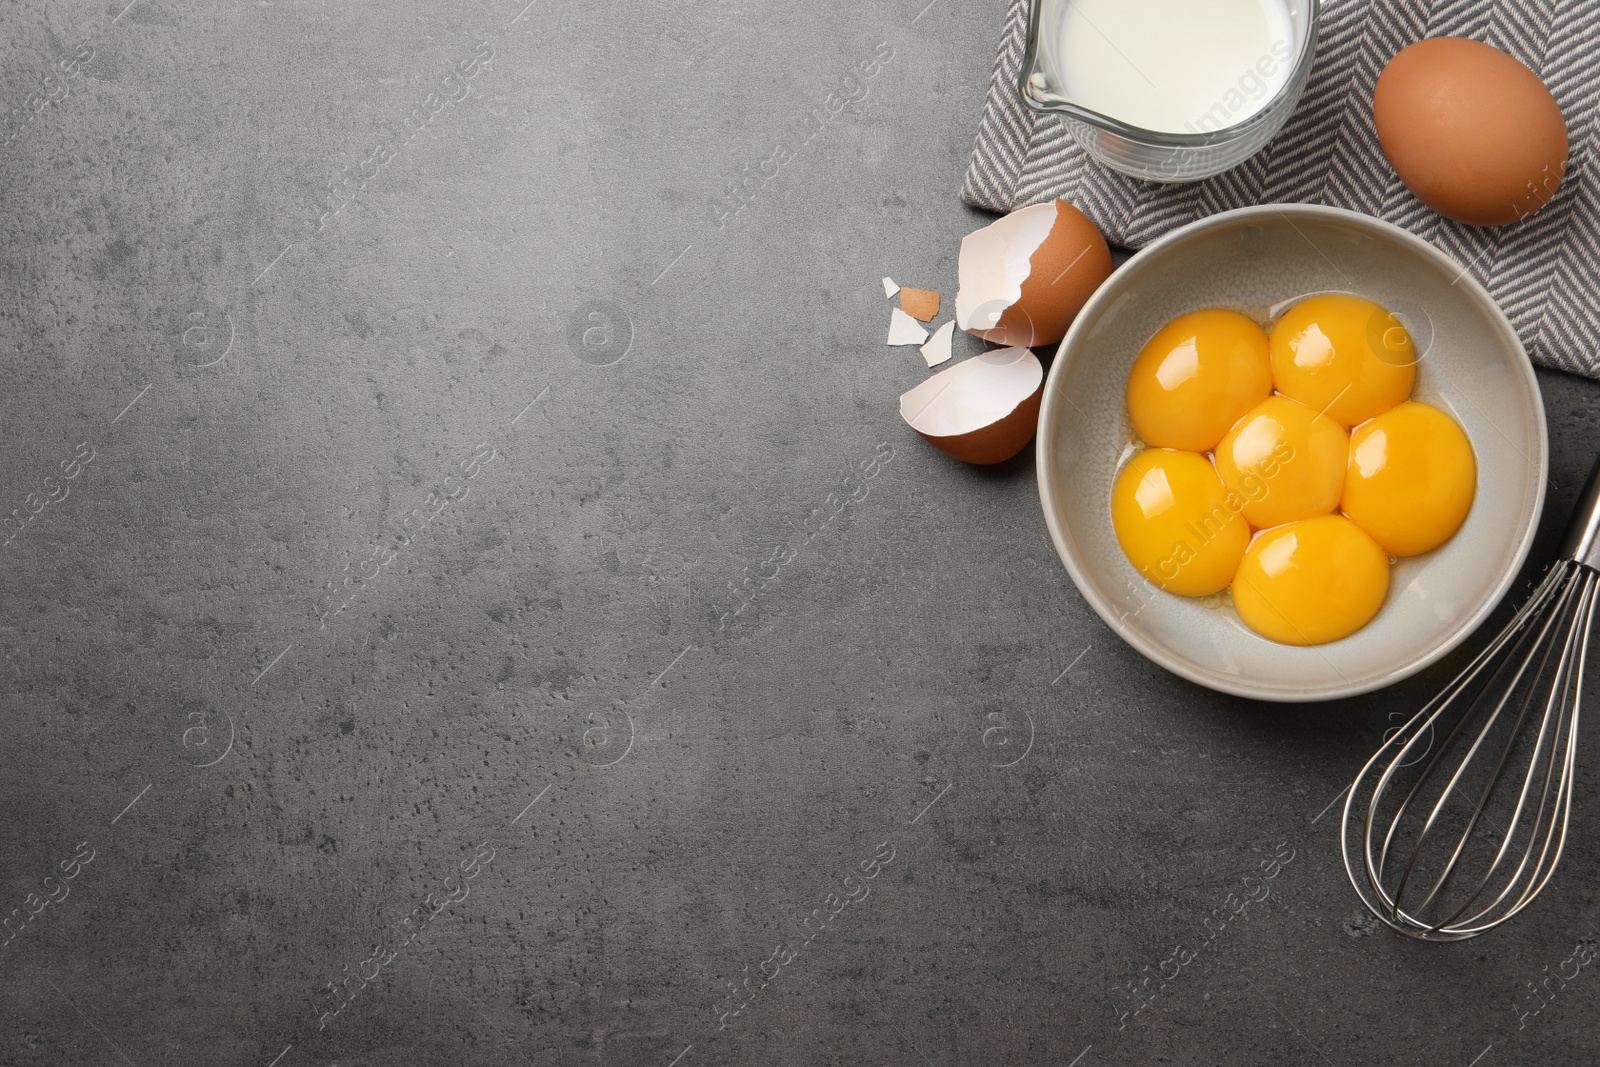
1343 558 1599 941
1423 570 1589 931
1413 572 1584 919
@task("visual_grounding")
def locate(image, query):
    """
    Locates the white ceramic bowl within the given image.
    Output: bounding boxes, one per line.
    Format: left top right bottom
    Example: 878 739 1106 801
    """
1036 205 1548 702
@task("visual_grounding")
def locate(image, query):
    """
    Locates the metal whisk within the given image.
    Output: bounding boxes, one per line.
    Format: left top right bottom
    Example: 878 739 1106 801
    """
1342 455 1600 941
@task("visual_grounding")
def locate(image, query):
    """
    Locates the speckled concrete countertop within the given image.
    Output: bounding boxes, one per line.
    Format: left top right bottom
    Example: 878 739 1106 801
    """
1 0 1598 1064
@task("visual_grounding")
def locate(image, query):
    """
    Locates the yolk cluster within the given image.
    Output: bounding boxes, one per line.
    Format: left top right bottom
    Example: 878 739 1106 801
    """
1111 296 1477 647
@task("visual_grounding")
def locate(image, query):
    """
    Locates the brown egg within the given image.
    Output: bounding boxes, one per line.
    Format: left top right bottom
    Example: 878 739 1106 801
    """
955 199 1113 347
1374 37 1567 227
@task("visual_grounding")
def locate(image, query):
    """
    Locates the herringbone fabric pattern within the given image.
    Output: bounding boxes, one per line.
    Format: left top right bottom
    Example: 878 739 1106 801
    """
962 0 1600 378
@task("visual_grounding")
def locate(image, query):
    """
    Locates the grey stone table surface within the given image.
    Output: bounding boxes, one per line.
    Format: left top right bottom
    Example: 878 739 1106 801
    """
2 0 1599 1065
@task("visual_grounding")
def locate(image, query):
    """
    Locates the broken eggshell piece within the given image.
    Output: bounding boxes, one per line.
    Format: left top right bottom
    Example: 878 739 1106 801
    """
898 347 1044 464
887 307 930 346
899 287 942 322
955 199 1112 348
920 321 955 367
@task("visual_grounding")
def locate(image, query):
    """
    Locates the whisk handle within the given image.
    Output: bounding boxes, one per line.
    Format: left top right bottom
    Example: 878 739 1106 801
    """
1560 453 1600 571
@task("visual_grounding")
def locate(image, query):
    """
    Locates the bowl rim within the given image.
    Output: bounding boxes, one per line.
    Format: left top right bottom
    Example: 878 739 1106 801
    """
1035 203 1550 703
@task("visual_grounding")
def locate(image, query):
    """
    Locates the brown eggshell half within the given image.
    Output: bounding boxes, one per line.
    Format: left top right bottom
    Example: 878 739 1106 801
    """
898 347 1044 465
1374 37 1568 227
957 200 1113 348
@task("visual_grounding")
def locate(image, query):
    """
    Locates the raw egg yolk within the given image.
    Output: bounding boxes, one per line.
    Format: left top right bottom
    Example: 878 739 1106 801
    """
1112 449 1250 597
1231 515 1391 646
1214 396 1351 529
1269 294 1416 427
1342 401 1477 556
1127 309 1272 452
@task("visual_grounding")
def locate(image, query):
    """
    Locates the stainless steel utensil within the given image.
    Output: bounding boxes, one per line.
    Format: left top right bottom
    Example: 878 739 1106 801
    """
1342 455 1600 940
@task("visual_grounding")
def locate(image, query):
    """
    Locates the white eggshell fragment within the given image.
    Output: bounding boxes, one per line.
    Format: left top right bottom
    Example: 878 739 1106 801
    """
898 346 1044 464
882 276 900 298
887 307 930 346
920 321 955 367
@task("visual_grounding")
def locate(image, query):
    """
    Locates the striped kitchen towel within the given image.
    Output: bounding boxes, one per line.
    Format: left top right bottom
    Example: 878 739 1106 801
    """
962 0 1600 379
